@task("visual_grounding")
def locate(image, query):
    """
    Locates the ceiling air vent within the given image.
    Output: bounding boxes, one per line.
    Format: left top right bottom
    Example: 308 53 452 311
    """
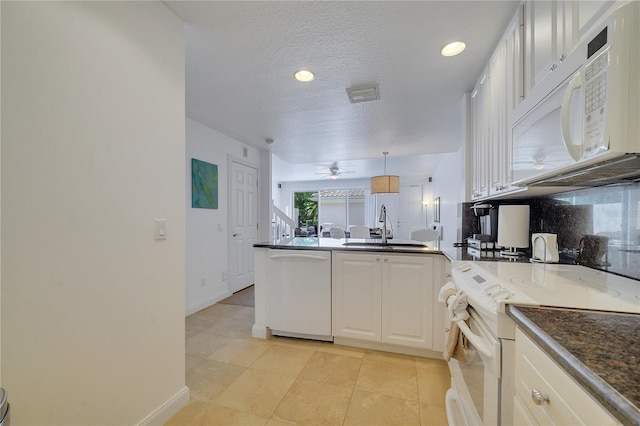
346 85 379 104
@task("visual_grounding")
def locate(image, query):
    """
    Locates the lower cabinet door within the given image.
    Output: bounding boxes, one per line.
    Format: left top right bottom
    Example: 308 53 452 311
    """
332 252 382 341
381 254 434 348
333 252 435 349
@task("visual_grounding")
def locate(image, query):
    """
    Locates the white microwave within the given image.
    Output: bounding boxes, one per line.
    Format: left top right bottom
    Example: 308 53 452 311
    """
512 1 640 187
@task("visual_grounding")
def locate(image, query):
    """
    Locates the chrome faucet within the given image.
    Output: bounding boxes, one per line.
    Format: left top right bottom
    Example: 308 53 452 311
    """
378 204 387 243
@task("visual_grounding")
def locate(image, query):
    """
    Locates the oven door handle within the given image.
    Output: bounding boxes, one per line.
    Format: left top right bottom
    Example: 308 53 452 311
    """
455 319 493 360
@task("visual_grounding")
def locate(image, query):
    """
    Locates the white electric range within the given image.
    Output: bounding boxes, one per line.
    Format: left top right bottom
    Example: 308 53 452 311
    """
444 260 640 426
453 261 640 336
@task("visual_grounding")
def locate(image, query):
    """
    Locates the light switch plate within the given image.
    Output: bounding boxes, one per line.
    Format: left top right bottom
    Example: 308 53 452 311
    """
155 219 167 240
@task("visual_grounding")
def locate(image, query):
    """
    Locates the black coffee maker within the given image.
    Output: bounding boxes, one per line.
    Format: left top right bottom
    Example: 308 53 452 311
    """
468 202 499 249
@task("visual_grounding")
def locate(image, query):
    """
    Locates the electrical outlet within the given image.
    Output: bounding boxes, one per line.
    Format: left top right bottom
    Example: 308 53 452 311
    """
200 278 205 287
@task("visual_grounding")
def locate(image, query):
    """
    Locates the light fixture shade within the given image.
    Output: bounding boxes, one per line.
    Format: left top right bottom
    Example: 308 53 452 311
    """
497 205 530 249
371 175 400 194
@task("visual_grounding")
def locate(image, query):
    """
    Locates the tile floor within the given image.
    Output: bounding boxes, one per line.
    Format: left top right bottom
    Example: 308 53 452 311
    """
167 302 451 425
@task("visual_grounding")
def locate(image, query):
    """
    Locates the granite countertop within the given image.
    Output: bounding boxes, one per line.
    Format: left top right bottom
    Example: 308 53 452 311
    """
254 237 443 254
507 305 640 426
255 240 540 263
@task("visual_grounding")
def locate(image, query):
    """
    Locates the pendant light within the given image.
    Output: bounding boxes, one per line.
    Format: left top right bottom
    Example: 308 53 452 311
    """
371 152 400 194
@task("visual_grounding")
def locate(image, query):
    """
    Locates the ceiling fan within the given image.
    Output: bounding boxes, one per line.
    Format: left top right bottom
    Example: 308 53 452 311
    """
314 165 355 179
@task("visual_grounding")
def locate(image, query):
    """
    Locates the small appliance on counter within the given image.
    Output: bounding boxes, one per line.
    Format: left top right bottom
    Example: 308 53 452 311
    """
467 202 500 250
531 233 560 263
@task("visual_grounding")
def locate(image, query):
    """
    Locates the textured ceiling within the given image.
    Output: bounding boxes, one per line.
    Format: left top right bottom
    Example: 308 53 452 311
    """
166 1 520 178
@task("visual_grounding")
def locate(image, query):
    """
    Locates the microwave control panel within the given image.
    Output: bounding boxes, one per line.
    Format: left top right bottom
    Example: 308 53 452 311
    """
583 46 610 157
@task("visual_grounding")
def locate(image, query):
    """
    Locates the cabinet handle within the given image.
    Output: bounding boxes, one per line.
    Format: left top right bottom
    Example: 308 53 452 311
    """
531 389 549 406
550 63 558 71
559 53 567 62
446 273 452 278
376 256 380 261
383 257 388 262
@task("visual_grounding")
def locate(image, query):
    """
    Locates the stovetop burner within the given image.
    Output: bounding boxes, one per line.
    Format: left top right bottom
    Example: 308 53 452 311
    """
507 276 621 297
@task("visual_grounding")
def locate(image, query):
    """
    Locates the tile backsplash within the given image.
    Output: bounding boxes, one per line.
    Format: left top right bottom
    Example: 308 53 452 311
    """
461 183 640 281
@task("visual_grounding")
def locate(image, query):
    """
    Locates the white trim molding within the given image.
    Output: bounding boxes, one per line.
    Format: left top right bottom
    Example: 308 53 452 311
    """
137 386 190 426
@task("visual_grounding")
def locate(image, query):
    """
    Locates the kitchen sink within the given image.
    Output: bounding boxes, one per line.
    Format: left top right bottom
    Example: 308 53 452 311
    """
342 242 428 248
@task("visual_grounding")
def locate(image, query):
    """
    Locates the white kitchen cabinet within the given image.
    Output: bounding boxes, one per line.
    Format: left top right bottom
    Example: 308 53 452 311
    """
468 0 617 201
332 252 382 341
513 328 620 425
506 5 525 112
332 252 435 349
488 38 508 197
381 254 434 347
473 8 523 200
523 0 577 98
470 68 489 201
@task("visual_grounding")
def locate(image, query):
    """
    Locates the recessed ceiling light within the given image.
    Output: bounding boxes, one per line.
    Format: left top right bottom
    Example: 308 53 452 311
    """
294 69 315 82
441 41 466 57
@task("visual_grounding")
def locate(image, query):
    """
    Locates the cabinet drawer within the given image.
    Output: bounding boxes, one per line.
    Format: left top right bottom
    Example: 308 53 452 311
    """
514 328 618 425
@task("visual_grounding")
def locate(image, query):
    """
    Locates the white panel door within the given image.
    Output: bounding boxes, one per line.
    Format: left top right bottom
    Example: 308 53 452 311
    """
229 160 258 292
396 184 424 240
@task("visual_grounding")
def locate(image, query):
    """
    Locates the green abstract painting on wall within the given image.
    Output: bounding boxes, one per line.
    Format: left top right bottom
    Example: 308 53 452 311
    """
192 158 218 209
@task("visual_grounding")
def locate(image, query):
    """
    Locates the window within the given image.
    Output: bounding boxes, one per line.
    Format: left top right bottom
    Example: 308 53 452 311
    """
318 189 366 235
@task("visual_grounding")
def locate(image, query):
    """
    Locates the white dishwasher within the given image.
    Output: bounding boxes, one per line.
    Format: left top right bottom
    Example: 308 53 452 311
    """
265 249 332 341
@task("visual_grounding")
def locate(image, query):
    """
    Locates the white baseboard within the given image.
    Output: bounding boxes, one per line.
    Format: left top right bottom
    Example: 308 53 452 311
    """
252 324 271 339
185 290 231 316
137 386 190 426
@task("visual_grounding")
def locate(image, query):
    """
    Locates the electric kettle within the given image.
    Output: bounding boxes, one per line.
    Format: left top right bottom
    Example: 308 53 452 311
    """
531 233 559 263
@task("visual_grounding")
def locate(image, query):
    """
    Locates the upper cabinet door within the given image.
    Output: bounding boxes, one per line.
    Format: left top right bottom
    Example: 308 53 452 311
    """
524 0 556 95
556 0 577 65
524 0 577 98
506 5 525 113
471 69 490 200
489 41 507 196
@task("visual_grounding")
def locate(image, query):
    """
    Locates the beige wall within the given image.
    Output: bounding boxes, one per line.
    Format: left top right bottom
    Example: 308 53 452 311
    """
1 2 186 424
